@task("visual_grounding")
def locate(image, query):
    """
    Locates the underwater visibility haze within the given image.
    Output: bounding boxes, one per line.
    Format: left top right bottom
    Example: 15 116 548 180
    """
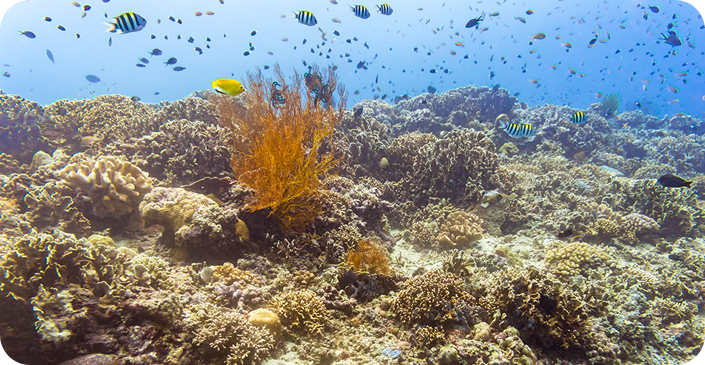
1 0 705 364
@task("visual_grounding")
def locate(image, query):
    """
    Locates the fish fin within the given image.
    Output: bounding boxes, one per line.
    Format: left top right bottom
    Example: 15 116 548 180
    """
102 21 117 33
499 120 507 129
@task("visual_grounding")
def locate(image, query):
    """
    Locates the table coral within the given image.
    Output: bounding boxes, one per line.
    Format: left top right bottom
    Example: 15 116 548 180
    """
56 156 152 218
436 211 483 246
269 289 328 335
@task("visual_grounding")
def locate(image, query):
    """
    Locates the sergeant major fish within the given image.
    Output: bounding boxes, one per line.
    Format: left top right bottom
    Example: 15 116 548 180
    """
499 120 535 138
104 12 147 34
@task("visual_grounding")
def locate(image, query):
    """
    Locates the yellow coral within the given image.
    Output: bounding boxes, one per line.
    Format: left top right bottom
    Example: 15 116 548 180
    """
545 241 610 279
212 263 254 285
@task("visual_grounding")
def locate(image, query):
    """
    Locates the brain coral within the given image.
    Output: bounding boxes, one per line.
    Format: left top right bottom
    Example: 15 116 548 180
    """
56 156 152 218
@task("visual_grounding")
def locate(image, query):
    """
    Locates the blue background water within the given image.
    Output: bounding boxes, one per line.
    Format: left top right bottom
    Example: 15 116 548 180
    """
0 0 703 119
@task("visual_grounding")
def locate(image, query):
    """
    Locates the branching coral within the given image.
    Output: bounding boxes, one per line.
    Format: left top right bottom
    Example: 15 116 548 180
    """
269 289 328 335
215 63 346 232
187 302 274 365
56 156 152 218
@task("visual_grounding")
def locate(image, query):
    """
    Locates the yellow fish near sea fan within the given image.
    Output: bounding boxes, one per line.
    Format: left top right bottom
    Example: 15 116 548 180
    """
212 78 244 96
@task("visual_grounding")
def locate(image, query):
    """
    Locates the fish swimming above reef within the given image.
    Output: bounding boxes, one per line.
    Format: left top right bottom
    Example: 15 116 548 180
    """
104 12 147 34
85 74 101 83
660 30 682 47
499 120 535 138
149 48 162 56
164 57 177 66
465 12 484 28
376 4 393 15
351 5 371 19
46 49 54 64
212 78 244 96
294 10 318 26
570 111 587 124
271 82 286 106
657 174 692 188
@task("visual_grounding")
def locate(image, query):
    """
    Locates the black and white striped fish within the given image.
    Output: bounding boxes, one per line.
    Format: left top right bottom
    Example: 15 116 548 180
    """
500 120 535 138
376 3 393 15
103 12 147 34
294 10 318 26
351 5 371 19
570 111 587 124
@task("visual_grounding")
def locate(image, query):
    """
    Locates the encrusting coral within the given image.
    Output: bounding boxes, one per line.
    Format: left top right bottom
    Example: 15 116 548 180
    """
214 63 346 232
56 156 152 218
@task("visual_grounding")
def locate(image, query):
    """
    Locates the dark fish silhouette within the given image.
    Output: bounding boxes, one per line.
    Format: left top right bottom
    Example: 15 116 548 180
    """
465 12 485 28
658 174 692 188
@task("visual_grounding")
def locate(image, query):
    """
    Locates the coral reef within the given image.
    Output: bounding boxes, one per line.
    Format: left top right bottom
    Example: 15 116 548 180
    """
544 241 612 279
0 94 53 164
436 211 484 246
269 289 328 335
56 156 152 219
216 64 346 232
344 239 392 276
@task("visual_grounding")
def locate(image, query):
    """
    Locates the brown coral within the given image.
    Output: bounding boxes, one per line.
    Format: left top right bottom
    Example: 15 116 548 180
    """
269 289 327 335
436 211 484 246
215 64 346 232
344 239 392 276
212 263 254 285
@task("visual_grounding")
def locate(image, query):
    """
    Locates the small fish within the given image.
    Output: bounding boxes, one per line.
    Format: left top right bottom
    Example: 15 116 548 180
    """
188 36 194 43
562 42 572 48
271 82 285 106
556 228 574 238
500 120 535 138
195 11 202 16
71 1 80 7
168 16 175 22
588 38 597 46
135 63 146 67
667 85 679 93
489 11 499 16
83 5 90 11
351 5 370 19
1 71 9 77
46 49 54 64
149 48 162 56
251 30 257 36
649 5 659 13
528 78 538 84
138 57 149 64
75 33 80 38
177 19 182 24
130 96 141 102
376 3 393 15
57 25 66 31
353 107 363 120
294 10 317 26
164 57 177 66
515 16 526 23
85 74 101 83
332 17 341 23
526 9 534 15
19 30 36 38
660 30 682 47
532 32 546 40
194 47 203 54
205 11 214 15
570 111 587 123
465 12 484 28
481 190 503 207
635 102 642 108
212 78 244 95
329 0 338 3
173 66 186 71
108 36 112 46
104 12 147 34
657 174 692 188
44 16 52 21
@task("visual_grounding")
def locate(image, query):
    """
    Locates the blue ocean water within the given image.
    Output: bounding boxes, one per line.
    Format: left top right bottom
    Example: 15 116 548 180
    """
0 0 703 118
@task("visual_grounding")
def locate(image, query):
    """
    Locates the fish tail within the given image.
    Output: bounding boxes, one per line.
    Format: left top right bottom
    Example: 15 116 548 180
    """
103 21 117 33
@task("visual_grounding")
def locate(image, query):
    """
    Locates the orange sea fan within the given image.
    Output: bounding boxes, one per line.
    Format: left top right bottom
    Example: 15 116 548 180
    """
214 64 346 232
345 239 393 276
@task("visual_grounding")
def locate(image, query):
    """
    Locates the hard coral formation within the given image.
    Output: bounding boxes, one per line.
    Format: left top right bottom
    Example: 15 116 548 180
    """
436 211 484 246
0 94 53 164
390 270 470 332
545 241 612 279
269 289 328 335
216 64 346 232
56 156 152 218
187 302 274 365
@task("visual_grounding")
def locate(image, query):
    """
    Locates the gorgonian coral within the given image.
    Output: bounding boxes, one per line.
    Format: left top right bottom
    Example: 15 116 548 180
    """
214 64 346 232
